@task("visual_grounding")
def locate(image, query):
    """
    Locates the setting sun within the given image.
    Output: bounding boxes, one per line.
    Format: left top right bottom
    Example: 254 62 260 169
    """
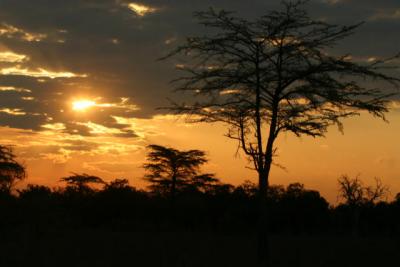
72 100 96 111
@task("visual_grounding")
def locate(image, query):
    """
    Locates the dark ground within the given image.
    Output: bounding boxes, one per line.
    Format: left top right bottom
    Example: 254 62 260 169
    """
0 229 397 267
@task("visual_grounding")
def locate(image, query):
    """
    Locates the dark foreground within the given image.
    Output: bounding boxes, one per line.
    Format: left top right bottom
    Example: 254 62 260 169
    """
0 230 397 267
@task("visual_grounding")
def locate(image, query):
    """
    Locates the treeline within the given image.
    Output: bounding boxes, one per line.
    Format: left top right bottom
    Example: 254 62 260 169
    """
0 177 399 236
0 144 399 236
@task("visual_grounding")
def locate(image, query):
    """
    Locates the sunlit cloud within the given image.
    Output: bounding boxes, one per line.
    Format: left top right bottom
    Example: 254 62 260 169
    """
0 86 31 93
127 2 158 16
219 89 241 95
389 101 400 110
0 51 28 63
76 121 131 136
41 123 67 131
21 96 35 101
0 66 88 79
0 23 47 42
72 100 96 112
0 108 26 116
71 97 139 112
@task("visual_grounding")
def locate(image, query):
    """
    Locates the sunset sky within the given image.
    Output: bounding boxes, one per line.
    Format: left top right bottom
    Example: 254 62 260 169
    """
0 0 399 203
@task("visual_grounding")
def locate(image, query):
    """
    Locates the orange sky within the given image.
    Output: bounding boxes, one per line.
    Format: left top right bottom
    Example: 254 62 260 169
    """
2 105 399 204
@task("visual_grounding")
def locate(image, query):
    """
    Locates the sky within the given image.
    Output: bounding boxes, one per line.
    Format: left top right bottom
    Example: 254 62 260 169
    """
0 0 399 203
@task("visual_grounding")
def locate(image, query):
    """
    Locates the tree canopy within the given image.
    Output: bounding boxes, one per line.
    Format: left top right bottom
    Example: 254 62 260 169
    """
0 145 26 194
60 173 105 193
143 144 217 197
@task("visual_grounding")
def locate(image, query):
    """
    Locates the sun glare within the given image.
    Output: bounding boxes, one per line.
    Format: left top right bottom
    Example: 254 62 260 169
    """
72 100 96 111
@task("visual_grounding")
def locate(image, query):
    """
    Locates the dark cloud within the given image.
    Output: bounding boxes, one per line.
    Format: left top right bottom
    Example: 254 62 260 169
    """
0 0 399 134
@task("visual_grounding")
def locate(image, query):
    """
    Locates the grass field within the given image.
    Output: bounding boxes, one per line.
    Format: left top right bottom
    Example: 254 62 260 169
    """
0 229 398 267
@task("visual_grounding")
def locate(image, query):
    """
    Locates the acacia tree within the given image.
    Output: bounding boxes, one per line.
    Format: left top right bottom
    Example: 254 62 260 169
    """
0 145 26 194
143 144 210 199
60 173 105 194
163 1 399 264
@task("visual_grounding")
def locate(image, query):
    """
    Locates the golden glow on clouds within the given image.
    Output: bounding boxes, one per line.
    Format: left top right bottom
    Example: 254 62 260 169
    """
41 123 66 131
77 121 124 135
71 97 139 112
219 89 241 95
0 86 31 93
0 66 88 79
21 96 35 101
0 51 28 63
72 100 96 111
0 108 26 115
0 24 46 42
128 3 157 16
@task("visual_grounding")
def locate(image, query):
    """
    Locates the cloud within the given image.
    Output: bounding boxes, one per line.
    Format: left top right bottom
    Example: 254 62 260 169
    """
126 2 159 16
0 108 26 115
369 9 400 21
0 66 88 79
0 86 31 93
0 23 46 42
0 51 28 63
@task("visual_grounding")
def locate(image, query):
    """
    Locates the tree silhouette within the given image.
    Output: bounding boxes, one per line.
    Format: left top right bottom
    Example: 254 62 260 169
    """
187 173 220 193
0 145 26 194
338 175 389 206
60 173 105 194
104 178 132 190
337 174 389 236
162 1 399 263
143 144 209 200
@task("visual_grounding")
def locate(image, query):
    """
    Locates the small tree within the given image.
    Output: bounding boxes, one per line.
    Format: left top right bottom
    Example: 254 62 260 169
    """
163 1 399 263
0 145 26 194
60 173 105 194
143 144 210 199
337 174 389 235
338 174 389 206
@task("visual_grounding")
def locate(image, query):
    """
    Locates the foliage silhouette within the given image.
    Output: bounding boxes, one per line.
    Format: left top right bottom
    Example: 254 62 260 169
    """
0 145 26 194
162 1 400 263
60 173 105 194
338 175 389 206
337 174 389 236
143 144 214 199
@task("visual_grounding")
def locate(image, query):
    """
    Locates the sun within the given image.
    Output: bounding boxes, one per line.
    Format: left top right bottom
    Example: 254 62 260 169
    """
72 100 96 111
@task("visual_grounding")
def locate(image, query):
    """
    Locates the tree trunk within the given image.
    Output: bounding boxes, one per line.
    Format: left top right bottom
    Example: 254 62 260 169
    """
352 206 360 237
257 169 270 266
170 174 177 218
257 104 277 266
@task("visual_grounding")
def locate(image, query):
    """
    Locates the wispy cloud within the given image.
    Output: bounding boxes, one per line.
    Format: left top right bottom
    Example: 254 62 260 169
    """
0 108 26 116
0 23 46 42
0 66 88 79
369 9 400 21
0 51 28 63
0 86 31 93
126 2 158 17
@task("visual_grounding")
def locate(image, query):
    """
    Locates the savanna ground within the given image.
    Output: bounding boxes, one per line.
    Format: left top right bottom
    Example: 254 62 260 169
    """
0 229 397 267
